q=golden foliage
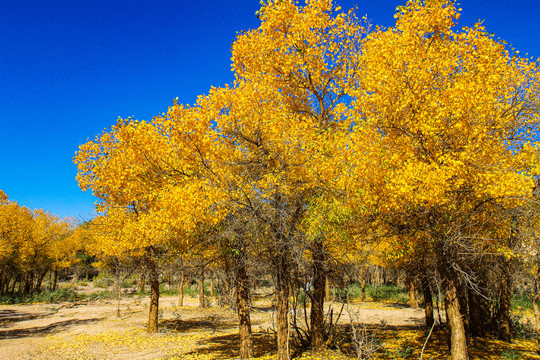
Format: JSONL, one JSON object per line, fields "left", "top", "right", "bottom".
{"left": 0, "top": 190, "right": 78, "bottom": 286}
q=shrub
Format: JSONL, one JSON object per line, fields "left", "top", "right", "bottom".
{"left": 333, "top": 283, "right": 410, "bottom": 304}
{"left": 511, "top": 289, "right": 533, "bottom": 311}
{"left": 366, "top": 284, "right": 409, "bottom": 304}
{"left": 93, "top": 272, "right": 114, "bottom": 288}
{"left": 0, "top": 289, "right": 80, "bottom": 304}
{"left": 350, "top": 324, "right": 383, "bottom": 359}
{"left": 386, "top": 343, "right": 414, "bottom": 359}
{"left": 34, "top": 288, "right": 79, "bottom": 303}
{"left": 121, "top": 277, "right": 137, "bottom": 289}
{"left": 86, "top": 290, "right": 117, "bottom": 300}
{"left": 500, "top": 349, "right": 523, "bottom": 360}
{"left": 160, "top": 286, "right": 180, "bottom": 296}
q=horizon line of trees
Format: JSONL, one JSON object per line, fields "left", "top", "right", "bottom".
{"left": 0, "top": 190, "right": 84, "bottom": 296}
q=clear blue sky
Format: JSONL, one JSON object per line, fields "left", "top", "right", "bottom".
{"left": 1, "top": 0, "right": 539, "bottom": 221}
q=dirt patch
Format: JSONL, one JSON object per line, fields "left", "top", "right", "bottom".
{"left": 0, "top": 294, "right": 418, "bottom": 359}
{"left": 0, "top": 294, "right": 537, "bottom": 359}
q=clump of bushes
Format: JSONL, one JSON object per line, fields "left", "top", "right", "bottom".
{"left": 332, "top": 283, "right": 410, "bottom": 304}
{"left": 86, "top": 289, "right": 117, "bottom": 300}
{"left": 511, "top": 289, "right": 534, "bottom": 311}
{"left": 0, "top": 288, "right": 80, "bottom": 304}
{"left": 93, "top": 272, "right": 114, "bottom": 288}
{"left": 366, "top": 284, "right": 410, "bottom": 304}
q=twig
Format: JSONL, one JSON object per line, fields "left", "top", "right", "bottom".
{"left": 52, "top": 296, "right": 97, "bottom": 311}
{"left": 419, "top": 318, "right": 437, "bottom": 360}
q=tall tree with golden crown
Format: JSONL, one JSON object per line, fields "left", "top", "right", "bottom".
{"left": 75, "top": 117, "right": 224, "bottom": 332}
{"left": 344, "top": 1, "right": 540, "bottom": 358}
{"left": 221, "top": 1, "right": 368, "bottom": 355}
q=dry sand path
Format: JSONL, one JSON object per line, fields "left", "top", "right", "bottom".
{"left": 0, "top": 293, "right": 425, "bottom": 360}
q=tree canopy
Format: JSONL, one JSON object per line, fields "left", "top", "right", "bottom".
{"left": 74, "top": 0, "right": 540, "bottom": 358}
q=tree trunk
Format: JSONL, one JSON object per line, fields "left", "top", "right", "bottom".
{"left": 224, "top": 272, "right": 230, "bottom": 294}
{"left": 445, "top": 279, "right": 468, "bottom": 360}
{"left": 422, "top": 278, "right": 434, "bottom": 329}
{"left": 325, "top": 276, "right": 330, "bottom": 301}
{"left": 178, "top": 270, "right": 185, "bottom": 307}
{"left": 236, "top": 250, "right": 253, "bottom": 359}
{"left": 3, "top": 274, "right": 9, "bottom": 293}
{"left": 51, "top": 271, "right": 58, "bottom": 291}
{"left": 223, "top": 260, "right": 232, "bottom": 305}
{"left": 468, "top": 290, "right": 485, "bottom": 337}
{"left": 5, "top": 274, "right": 11, "bottom": 293}
{"left": 147, "top": 264, "right": 160, "bottom": 333}
{"left": 310, "top": 240, "right": 326, "bottom": 350}
{"left": 210, "top": 271, "right": 214, "bottom": 297}
{"left": 533, "top": 293, "right": 540, "bottom": 354}
{"left": 276, "top": 255, "right": 290, "bottom": 360}
{"left": 116, "top": 277, "right": 122, "bottom": 318}
{"left": 458, "top": 287, "right": 469, "bottom": 334}
{"left": 139, "top": 272, "right": 146, "bottom": 293}
{"left": 498, "top": 269, "right": 512, "bottom": 342}
{"left": 408, "top": 277, "right": 418, "bottom": 309}
{"left": 375, "top": 267, "right": 382, "bottom": 287}
{"left": 35, "top": 269, "right": 48, "bottom": 293}
{"left": 4, "top": 274, "right": 10, "bottom": 293}
{"left": 23, "top": 271, "right": 34, "bottom": 295}
{"left": 11, "top": 274, "right": 20, "bottom": 294}
{"left": 2, "top": 274, "right": 8, "bottom": 293}
{"left": 198, "top": 268, "right": 206, "bottom": 308}
{"left": 0, "top": 273, "right": 7, "bottom": 293}
{"left": 361, "top": 279, "right": 367, "bottom": 302}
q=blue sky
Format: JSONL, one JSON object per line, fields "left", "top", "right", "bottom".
{"left": 1, "top": 0, "right": 539, "bottom": 221}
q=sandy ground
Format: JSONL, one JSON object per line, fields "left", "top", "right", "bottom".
{"left": 0, "top": 286, "right": 426, "bottom": 360}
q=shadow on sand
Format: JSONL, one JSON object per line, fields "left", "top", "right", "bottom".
{"left": 0, "top": 309, "right": 55, "bottom": 325}
{"left": 160, "top": 314, "right": 235, "bottom": 333}
{"left": 180, "top": 332, "right": 275, "bottom": 359}
{"left": 0, "top": 317, "right": 104, "bottom": 340}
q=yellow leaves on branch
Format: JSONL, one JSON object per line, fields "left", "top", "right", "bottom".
{"left": 346, "top": 0, "right": 540, "bottom": 214}
{"left": 74, "top": 0, "right": 540, "bottom": 264}
{"left": 75, "top": 93, "right": 230, "bottom": 259}
{"left": 0, "top": 191, "right": 78, "bottom": 275}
